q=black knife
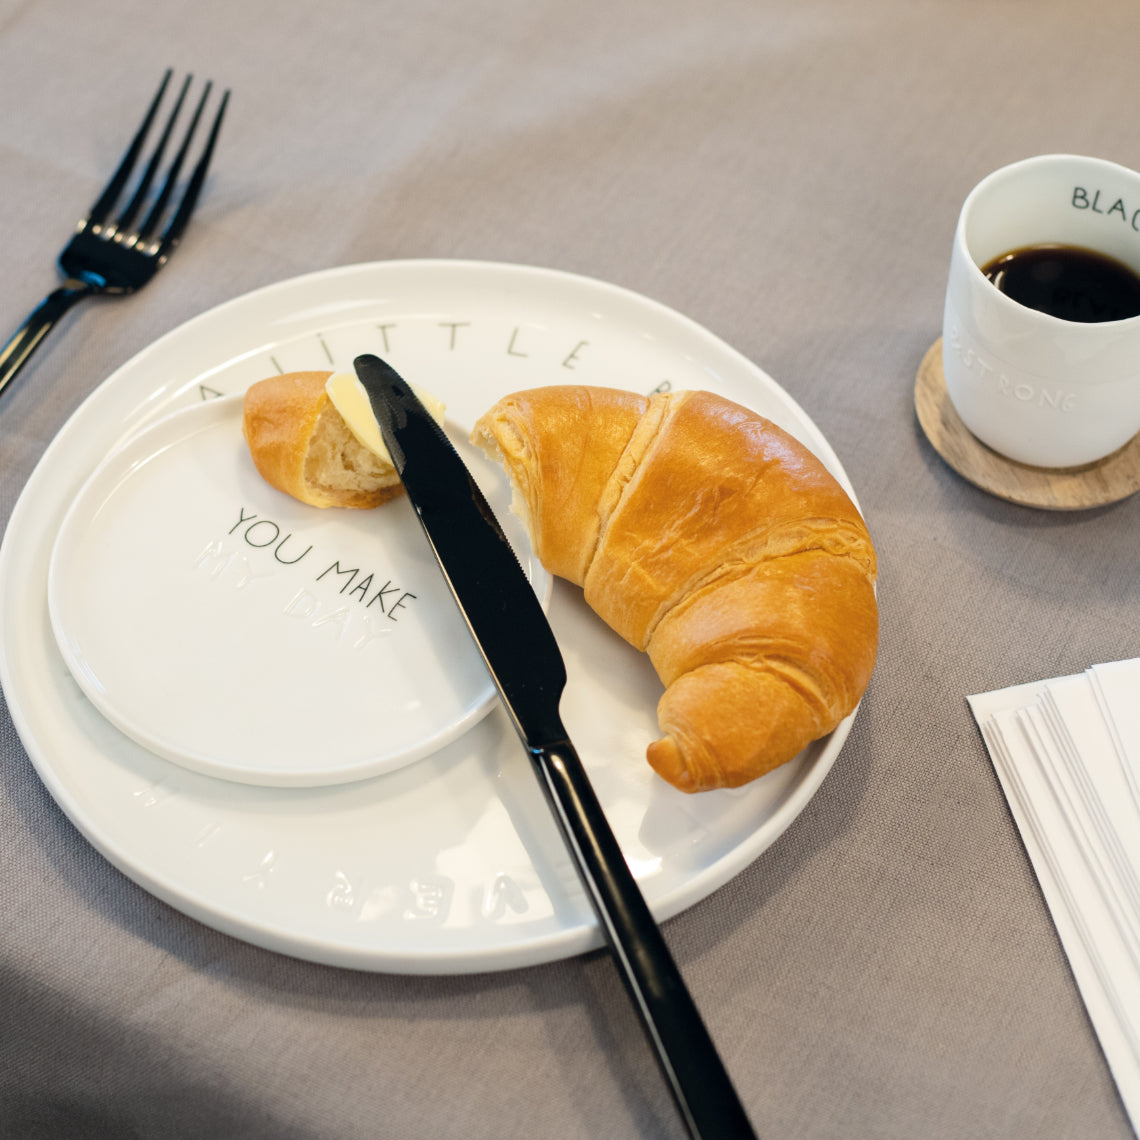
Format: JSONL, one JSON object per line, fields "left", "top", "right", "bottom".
{"left": 354, "top": 354, "right": 757, "bottom": 1140}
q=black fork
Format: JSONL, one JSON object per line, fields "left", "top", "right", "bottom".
{"left": 0, "top": 70, "right": 229, "bottom": 401}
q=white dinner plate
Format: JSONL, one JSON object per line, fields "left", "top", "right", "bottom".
{"left": 47, "top": 396, "right": 550, "bottom": 786}
{"left": 0, "top": 260, "right": 864, "bottom": 974}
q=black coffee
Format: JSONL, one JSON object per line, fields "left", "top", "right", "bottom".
{"left": 980, "top": 243, "right": 1140, "bottom": 323}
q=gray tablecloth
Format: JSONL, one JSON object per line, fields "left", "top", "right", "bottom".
{"left": 2, "top": 1, "right": 1138, "bottom": 1137}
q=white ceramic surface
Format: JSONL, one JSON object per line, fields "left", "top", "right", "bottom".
{"left": 0, "top": 259, "right": 864, "bottom": 974}
{"left": 47, "top": 396, "right": 550, "bottom": 786}
{"left": 942, "top": 154, "right": 1140, "bottom": 468}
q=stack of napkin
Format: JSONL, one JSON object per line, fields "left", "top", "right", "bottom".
{"left": 969, "top": 658, "right": 1140, "bottom": 1131}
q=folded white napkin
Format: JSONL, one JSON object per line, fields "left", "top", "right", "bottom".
{"left": 969, "top": 659, "right": 1140, "bottom": 1134}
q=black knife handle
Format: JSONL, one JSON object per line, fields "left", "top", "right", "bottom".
{"left": 532, "top": 739, "right": 758, "bottom": 1140}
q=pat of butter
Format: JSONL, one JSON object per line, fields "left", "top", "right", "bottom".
{"left": 325, "top": 372, "right": 447, "bottom": 463}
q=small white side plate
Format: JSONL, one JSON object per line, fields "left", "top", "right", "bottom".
{"left": 48, "top": 396, "right": 550, "bottom": 786}
{"left": 49, "top": 399, "right": 551, "bottom": 784}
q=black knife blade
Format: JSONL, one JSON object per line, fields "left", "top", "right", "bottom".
{"left": 354, "top": 354, "right": 758, "bottom": 1140}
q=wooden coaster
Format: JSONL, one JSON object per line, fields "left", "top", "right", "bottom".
{"left": 914, "top": 339, "right": 1140, "bottom": 510}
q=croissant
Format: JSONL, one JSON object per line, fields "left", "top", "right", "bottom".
{"left": 471, "top": 385, "right": 878, "bottom": 792}
{"left": 241, "top": 371, "right": 403, "bottom": 508}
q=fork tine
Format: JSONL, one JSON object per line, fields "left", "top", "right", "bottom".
{"left": 135, "top": 79, "right": 213, "bottom": 245}
{"left": 155, "top": 86, "right": 230, "bottom": 257}
{"left": 113, "top": 74, "right": 191, "bottom": 235}
{"left": 84, "top": 69, "right": 173, "bottom": 233}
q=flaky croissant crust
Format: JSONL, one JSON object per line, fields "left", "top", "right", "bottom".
{"left": 471, "top": 385, "right": 878, "bottom": 792}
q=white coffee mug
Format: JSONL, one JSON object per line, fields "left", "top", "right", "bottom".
{"left": 942, "top": 153, "right": 1140, "bottom": 468}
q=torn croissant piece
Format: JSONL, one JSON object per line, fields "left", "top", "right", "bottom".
{"left": 242, "top": 370, "right": 446, "bottom": 509}
{"left": 241, "top": 370, "right": 403, "bottom": 508}
{"left": 471, "top": 385, "right": 879, "bottom": 792}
